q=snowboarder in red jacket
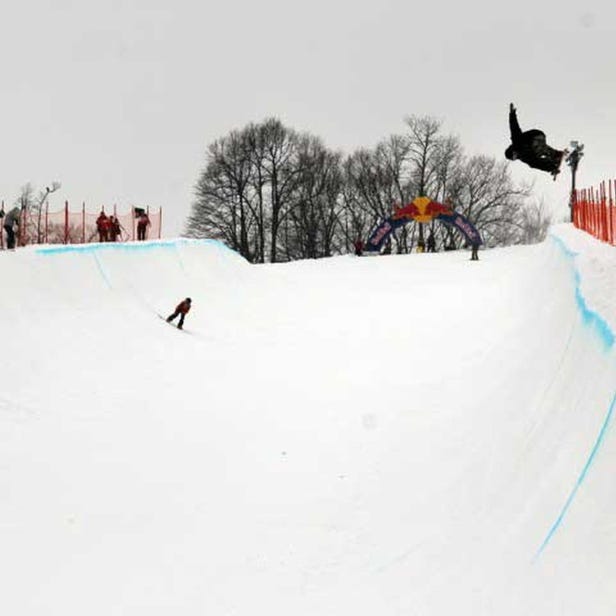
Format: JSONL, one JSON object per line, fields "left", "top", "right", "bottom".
{"left": 166, "top": 298, "right": 191, "bottom": 329}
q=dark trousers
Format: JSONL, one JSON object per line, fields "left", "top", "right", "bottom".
{"left": 167, "top": 311, "right": 186, "bottom": 328}
{"left": 4, "top": 224, "right": 16, "bottom": 249}
{"left": 137, "top": 224, "right": 147, "bottom": 241}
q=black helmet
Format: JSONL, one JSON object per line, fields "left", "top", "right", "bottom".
{"left": 186, "top": 297, "right": 192, "bottom": 303}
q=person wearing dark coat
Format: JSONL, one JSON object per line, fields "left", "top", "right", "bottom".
{"left": 96, "top": 211, "right": 110, "bottom": 242}
{"left": 108, "top": 215, "right": 118, "bottom": 241}
{"left": 504, "top": 103, "right": 566, "bottom": 179}
{"left": 166, "top": 298, "right": 192, "bottom": 329}
{"left": 470, "top": 240, "right": 480, "bottom": 261}
{"left": 3, "top": 206, "right": 21, "bottom": 250}
{"left": 426, "top": 232, "right": 436, "bottom": 253}
{"left": 136, "top": 211, "right": 150, "bottom": 241}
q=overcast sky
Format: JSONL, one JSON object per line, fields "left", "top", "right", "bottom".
{"left": 1, "top": 0, "right": 614, "bottom": 236}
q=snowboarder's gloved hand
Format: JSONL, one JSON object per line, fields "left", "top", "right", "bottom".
{"left": 509, "top": 103, "right": 516, "bottom": 113}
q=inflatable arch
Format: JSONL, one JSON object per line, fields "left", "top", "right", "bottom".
{"left": 365, "top": 196, "right": 482, "bottom": 252}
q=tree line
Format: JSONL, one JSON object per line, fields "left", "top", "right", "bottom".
{"left": 185, "top": 116, "right": 551, "bottom": 263}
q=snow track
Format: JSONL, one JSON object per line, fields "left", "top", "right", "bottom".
{"left": 1, "top": 227, "right": 615, "bottom": 614}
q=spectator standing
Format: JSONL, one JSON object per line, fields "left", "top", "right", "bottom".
{"left": 108, "top": 215, "right": 122, "bottom": 242}
{"left": 96, "top": 211, "right": 110, "bottom": 242}
{"left": 3, "top": 206, "right": 21, "bottom": 250}
{"left": 354, "top": 239, "right": 364, "bottom": 256}
{"left": 137, "top": 210, "right": 150, "bottom": 241}
{"left": 427, "top": 232, "right": 436, "bottom": 253}
{"left": 470, "top": 240, "right": 480, "bottom": 261}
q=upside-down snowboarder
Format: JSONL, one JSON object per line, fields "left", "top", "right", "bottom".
{"left": 504, "top": 103, "right": 566, "bottom": 180}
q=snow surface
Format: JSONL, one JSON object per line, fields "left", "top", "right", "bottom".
{"left": 1, "top": 224, "right": 616, "bottom": 615}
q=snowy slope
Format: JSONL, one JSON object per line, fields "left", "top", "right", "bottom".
{"left": 1, "top": 225, "right": 615, "bottom": 615}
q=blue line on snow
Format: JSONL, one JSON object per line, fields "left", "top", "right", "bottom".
{"left": 35, "top": 238, "right": 233, "bottom": 256}
{"left": 549, "top": 233, "right": 614, "bottom": 349}
{"left": 92, "top": 252, "right": 112, "bottom": 289}
{"left": 535, "top": 393, "right": 616, "bottom": 558}
{"left": 535, "top": 234, "right": 616, "bottom": 558}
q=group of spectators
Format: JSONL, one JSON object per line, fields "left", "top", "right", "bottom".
{"left": 95, "top": 212, "right": 123, "bottom": 242}
{"left": 95, "top": 209, "right": 151, "bottom": 243}
{"left": 1, "top": 205, "right": 153, "bottom": 249}
{"left": 354, "top": 231, "right": 479, "bottom": 259}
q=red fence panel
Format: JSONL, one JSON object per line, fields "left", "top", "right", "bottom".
{"left": 573, "top": 180, "right": 616, "bottom": 246}
{"left": 1, "top": 202, "right": 163, "bottom": 248}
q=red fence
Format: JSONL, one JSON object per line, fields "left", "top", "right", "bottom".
{"left": 1, "top": 202, "right": 162, "bottom": 249}
{"left": 573, "top": 181, "right": 616, "bottom": 246}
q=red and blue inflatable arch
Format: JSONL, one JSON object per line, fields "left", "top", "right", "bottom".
{"left": 365, "top": 196, "right": 482, "bottom": 252}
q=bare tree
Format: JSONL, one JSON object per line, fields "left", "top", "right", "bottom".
{"left": 515, "top": 199, "right": 552, "bottom": 245}
{"left": 15, "top": 181, "right": 61, "bottom": 244}
{"left": 447, "top": 156, "right": 531, "bottom": 246}
{"left": 187, "top": 114, "right": 534, "bottom": 261}
{"left": 285, "top": 135, "right": 344, "bottom": 259}
{"left": 342, "top": 148, "right": 396, "bottom": 239}
{"left": 404, "top": 115, "right": 443, "bottom": 197}
{"left": 35, "top": 182, "right": 61, "bottom": 243}
{"left": 256, "top": 118, "right": 303, "bottom": 262}
{"left": 188, "top": 119, "right": 314, "bottom": 263}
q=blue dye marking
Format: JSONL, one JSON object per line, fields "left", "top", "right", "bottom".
{"left": 36, "top": 237, "right": 237, "bottom": 289}
{"left": 173, "top": 243, "right": 187, "bottom": 273}
{"left": 35, "top": 238, "right": 233, "bottom": 256}
{"left": 535, "top": 234, "right": 616, "bottom": 558}
{"left": 550, "top": 233, "right": 614, "bottom": 349}
{"left": 535, "top": 393, "right": 616, "bottom": 559}
{"left": 92, "top": 252, "right": 112, "bottom": 289}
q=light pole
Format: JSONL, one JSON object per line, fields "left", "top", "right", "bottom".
{"left": 566, "top": 141, "right": 584, "bottom": 222}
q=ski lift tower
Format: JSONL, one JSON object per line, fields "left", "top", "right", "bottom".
{"left": 566, "top": 141, "right": 584, "bottom": 222}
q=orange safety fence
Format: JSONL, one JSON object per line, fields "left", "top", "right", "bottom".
{"left": 573, "top": 181, "right": 616, "bottom": 246}
{"left": 1, "top": 202, "right": 162, "bottom": 249}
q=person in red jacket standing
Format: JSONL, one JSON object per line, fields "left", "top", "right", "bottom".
{"left": 96, "top": 210, "right": 110, "bottom": 242}
{"left": 166, "top": 298, "right": 192, "bottom": 329}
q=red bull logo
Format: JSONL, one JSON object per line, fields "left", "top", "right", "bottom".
{"left": 392, "top": 196, "right": 453, "bottom": 223}
{"left": 366, "top": 196, "right": 481, "bottom": 252}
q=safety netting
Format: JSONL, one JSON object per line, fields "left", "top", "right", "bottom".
{"left": 1, "top": 204, "right": 162, "bottom": 248}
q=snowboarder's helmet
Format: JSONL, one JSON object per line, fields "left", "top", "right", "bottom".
{"left": 186, "top": 297, "right": 192, "bottom": 303}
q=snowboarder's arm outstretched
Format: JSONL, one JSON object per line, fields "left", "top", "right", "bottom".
{"left": 509, "top": 103, "right": 522, "bottom": 142}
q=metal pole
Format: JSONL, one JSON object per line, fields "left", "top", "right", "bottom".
{"left": 567, "top": 142, "right": 584, "bottom": 222}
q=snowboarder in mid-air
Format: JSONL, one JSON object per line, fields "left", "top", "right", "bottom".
{"left": 504, "top": 103, "right": 566, "bottom": 180}
{"left": 166, "top": 297, "right": 191, "bottom": 330}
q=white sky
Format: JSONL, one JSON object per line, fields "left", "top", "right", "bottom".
{"left": 1, "top": 225, "right": 616, "bottom": 613}
{"left": 1, "top": 1, "right": 615, "bottom": 234}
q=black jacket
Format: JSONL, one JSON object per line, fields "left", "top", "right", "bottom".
{"left": 505, "top": 107, "right": 563, "bottom": 173}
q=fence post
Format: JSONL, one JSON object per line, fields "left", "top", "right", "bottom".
{"left": 19, "top": 207, "right": 26, "bottom": 246}
{"left": 611, "top": 180, "right": 615, "bottom": 245}
{"left": 64, "top": 201, "right": 69, "bottom": 244}
{"left": 159, "top": 206, "right": 162, "bottom": 239}
{"left": 603, "top": 182, "right": 609, "bottom": 243}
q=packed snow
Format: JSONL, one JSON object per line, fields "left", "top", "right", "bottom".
{"left": 1, "top": 224, "right": 615, "bottom": 614}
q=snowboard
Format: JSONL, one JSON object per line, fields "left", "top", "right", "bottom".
{"left": 157, "top": 313, "right": 190, "bottom": 333}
